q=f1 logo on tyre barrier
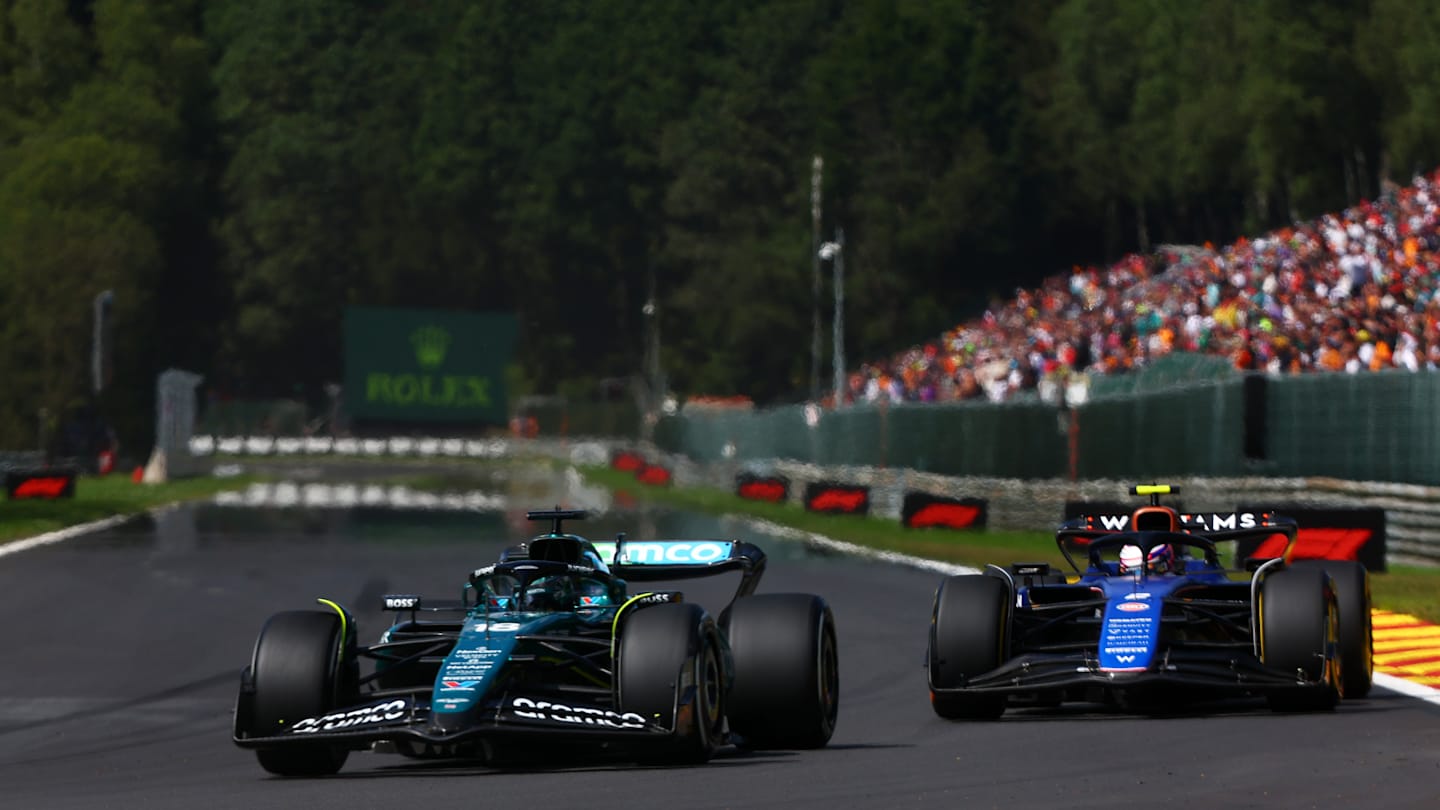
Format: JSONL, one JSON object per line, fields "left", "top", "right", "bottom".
{"left": 901, "top": 492, "right": 987, "bottom": 530}
{"left": 1236, "top": 505, "right": 1387, "bottom": 572}
{"left": 736, "top": 473, "right": 789, "bottom": 504}
{"left": 4, "top": 468, "right": 78, "bottom": 499}
{"left": 636, "top": 464, "right": 672, "bottom": 486}
{"left": 610, "top": 450, "right": 646, "bottom": 472}
{"left": 803, "top": 482, "right": 870, "bottom": 515}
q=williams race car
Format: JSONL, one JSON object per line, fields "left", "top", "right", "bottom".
{"left": 233, "top": 509, "right": 838, "bottom": 775}
{"left": 927, "top": 485, "right": 1373, "bottom": 718}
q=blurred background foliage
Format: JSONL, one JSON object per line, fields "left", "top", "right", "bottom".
{"left": 2, "top": 0, "right": 1437, "bottom": 448}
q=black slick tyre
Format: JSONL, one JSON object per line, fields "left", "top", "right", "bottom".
{"left": 1291, "top": 560, "right": 1373, "bottom": 698}
{"left": 618, "top": 602, "right": 723, "bottom": 765}
{"left": 927, "top": 575, "right": 1008, "bottom": 720}
{"left": 248, "top": 610, "right": 353, "bottom": 776}
{"left": 725, "top": 593, "right": 839, "bottom": 749}
{"left": 1259, "top": 566, "right": 1341, "bottom": 712}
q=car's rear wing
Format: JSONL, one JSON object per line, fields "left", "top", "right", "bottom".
{"left": 1057, "top": 511, "right": 1299, "bottom": 570}
{"left": 594, "top": 537, "right": 768, "bottom": 601}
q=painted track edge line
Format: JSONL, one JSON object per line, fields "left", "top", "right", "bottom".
{"left": 1373, "top": 672, "right": 1440, "bottom": 704}
{"left": 729, "top": 515, "right": 1440, "bottom": 702}
{"left": 727, "top": 515, "right": 982, "bottom": 576}
{"left": 0, "top": 514, "right": 134, "bottom": 559}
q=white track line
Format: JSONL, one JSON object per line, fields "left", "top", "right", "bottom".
{"left": 729, "top": 515, "right": 981, "bottom": 575}
{"left": 1373, "top": 673, "right": 1440, "bottom": 704}
{"left": 732, "top": 514, "right": 1440, "bottom": 703}
{"left": 0, "top": 514, "right": 133, "bottom": 559}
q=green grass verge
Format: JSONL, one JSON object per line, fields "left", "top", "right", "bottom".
{"left": 579, "top": 464, "right": 1440, "bottom": 624}
{"left": 0, "top": 473, "right": 262, "bottom": 545}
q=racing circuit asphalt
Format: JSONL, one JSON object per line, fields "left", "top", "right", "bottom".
{"left": 2, "top": 467, "right": 1438, "bottom": 810}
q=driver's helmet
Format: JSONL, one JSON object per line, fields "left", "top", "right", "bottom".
{"left": 480, "top": 575, "right": 519, "bottom": 610}
{"left": 522, "top": 576, "right": 575, "bottom": 612}
{"left": 1119, "top": 543, "right": 1174, "bottom": 575}
{"left": 575, "top": 577, "right": 612, "bottom": 608}
{"left": 1118, "top": 544, "right": 1144, "bottom": 574}
{"left": 1146, "top": 543, "right": 1176, "bottom": 575}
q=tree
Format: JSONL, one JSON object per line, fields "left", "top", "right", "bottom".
{"left": 0, "top": 0, "right": 208, "bottom": 449}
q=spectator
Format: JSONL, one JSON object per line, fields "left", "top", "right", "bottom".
{"left": 842, "top": 168, "right": 1440, "bottom": 405}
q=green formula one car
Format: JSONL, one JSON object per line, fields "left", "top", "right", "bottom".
{"left": 233, "top": 509, "right": 839, "bottom": 775}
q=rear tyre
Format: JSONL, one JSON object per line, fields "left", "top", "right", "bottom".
{"left": 249, "top": 610, "right": 354, "bottom": 776}
{"left": 618, "top": 603, "right": 723, "bottom": 765}
{"left": 1259, "top": 566, "right": 1341, "bottom": 712}
{"left": 1291, "top": 560, "right": 1373, "bottom": 698}
{"left": 725, "top": 594, "right": 839, "bottom": 749}
{"left": 927, "top": 575, "right": 1009, "bottom": 720}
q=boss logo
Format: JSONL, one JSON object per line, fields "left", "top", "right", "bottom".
{"left": 384, "top": 595, "right": 420, "bottom": 610}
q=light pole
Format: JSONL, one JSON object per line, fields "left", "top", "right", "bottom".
{"left": 810, "top": 155, "right": 823, "bottom": 402}
{"left": 820, "top": 228, "right": 845, "bottom": 408}
{"left": 643, "top": 262, "right": 662, "bottom": 435}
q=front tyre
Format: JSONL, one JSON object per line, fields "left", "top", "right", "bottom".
{"left": 928, "top": 575, "right": 1009, "bottom": 720}
{"left": 724, "top": 593, "right": 839, "bottom": 750}
{"left": 1291, "top": 560, "right": 1373, "bottom": 698}
{"left": 247, "top": 610, "right": 354, "bottom": 776}
{"left": 1260, "top": 566, "right": 1341, "bottom": 712}
{"left": 617, "top": 602, "right": 724, "bottom": 765}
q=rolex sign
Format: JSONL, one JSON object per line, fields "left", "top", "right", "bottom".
{"left": 344, "top": 307, "right": 517, "bottom": 424}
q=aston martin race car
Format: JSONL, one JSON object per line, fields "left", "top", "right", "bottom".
{"left": 233, "top": 510, "right": 838, "bottom": 776}
{"left": 927, "top": 485, "right": 1373, "bottom": 718}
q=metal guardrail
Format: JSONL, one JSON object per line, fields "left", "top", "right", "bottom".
{"left": 187, "top": 434, "right": 1440, "bottom": 567}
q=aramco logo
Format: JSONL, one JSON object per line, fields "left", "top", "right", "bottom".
{"left": 411, "top": 326, "right": 450, "bottom": 369}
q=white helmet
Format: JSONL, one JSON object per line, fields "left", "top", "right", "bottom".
{"left": 1119, "top": 544, "right": 1144, "bottom": 574}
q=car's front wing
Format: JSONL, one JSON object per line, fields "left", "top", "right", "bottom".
{"left": 929, "top": 647, "right": 1329, "bottom": 697}
{"left": 233, "top": 693, "right": 681, "bottom": 749}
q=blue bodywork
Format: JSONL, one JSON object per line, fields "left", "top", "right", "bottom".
{"left": 927, "top": 491, "right": 1342, "bottom": 708}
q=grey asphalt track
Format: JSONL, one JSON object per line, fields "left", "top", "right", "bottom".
{"left": 2, "top": 499, "right": 1438, "bottom": 810}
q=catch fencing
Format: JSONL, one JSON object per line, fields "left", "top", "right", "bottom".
{"left": 654, "top": 367, "right": 1440, "bottom": 486}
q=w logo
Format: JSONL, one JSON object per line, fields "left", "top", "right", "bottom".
{"left": 1115, "top": 655, "right": 1136, "bottom": 664}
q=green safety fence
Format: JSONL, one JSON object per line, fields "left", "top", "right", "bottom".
{"left": 1266, "top": 371, "right": 1440, "bottom": 483}
{"left": 655, "top": 368, "right": 1440, "bottom": 486}
{"left": 655, "top": 400, "right": 1067, "bottom": 478}
{"left": 1073, "top": 380, "right": 1246, "bottom": 479}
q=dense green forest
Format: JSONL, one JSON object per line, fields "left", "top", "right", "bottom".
{"left": 2, "top": 0, "right": 1439, "bottom": 449}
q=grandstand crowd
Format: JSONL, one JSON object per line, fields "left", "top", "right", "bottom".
{"left": 848, "top": 169, "right": 1440, "bottom": 405}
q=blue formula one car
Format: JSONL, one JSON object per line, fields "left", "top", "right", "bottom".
{"left": 926, "top": 486, "right": 1373, "bottom": 719}
{"left": 233, "top": 510, "right": 838, "bottom": 776}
